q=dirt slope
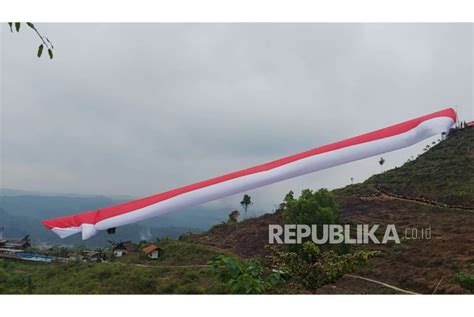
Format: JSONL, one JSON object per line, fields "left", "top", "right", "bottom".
{"left": 321, "top": 198, "right": 474, "bottom": 294}
{"left": 192, "top": 212, "right": 282, "bottom": 258}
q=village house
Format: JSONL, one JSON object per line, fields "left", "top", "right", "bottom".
{"left": 0, "top": 237, "right": 30, "bottom": 250}
{"left": 0, "top": 235, "right": 55, "bottom": 263}
{"left": 0, "top": 241, "right": 24, "bottom": 257}
{"left": 113, "top": 241, "right": 137, "bottom": 257}
{"left": 0, "top": 235, "right": 30, "bottom": 257}
{"left": 142, "top": 244, "right": 162, "bottom": 260}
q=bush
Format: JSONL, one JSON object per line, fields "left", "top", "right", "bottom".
{"left": 267, "top": 241, "right": 378, "bottom": 291}
{"left": 0, "top": 260, "right": 34, "bottom": 294}
{"left": 227, "top": 210, "right": 240, "bottom": 223}
{"left": 455, "top": 270, "right": 474, "bottom": 293}
{"left": 208, "top": 255, "right": 281, "bottom": 294}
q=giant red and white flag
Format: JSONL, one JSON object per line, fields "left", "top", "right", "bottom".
{"left": 43, "top": 108, "right": 457, "bottom": 240}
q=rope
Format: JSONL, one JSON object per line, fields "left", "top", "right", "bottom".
{"left": 345, "top": 274, "right": 419, "bottom": 294}
{"left": 432, "top": 277, "right": 443, "bottom": 294}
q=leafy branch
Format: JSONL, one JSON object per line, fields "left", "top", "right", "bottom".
{"left": 208, "top": 255, "right": 282, "bottom": 294}
{"left": 7, "top": 22, "right": 54, "bottom": 59}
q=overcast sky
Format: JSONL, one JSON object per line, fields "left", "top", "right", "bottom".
{"left": 1, "top": 23, "right": 473, "bottom": 210}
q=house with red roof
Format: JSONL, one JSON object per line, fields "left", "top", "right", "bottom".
{"left": 142, "top": 244, "right": 162, "bottom": 260}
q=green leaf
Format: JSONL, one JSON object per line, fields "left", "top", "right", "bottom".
{"left": 26, "top": 22, "right": 35, "bottom": 29}
{"left": 48, "top": 48, "right": 53, "bottom": 59}
{"left": 8, "top": 22, "right": 13, "bottom": 32}
{"left": 37, "top": 44, "right": 44, "bottom": 58}
{"left": 15, "top": 22, "right": 20, "bottom": 32}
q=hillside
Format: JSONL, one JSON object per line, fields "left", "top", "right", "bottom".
{"left": 192, "top": 212, "right": 283, "bottom": 258}
{"left": 335, "top": 126, "right": 474, "bottom": 206}
{"left": 193, "top": 127, "right": 474, "bottom": 294}
{"left": 0, "top": 239, "right": 233, "bottom": 294}
{"left": 1, "top": 127, "right": 472, "bottom": 294}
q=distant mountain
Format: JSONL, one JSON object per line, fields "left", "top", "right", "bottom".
{"left": 0, "top": 190, "right": 237, "bottom": 247}
{"left": 0, "top": 206, "right": 201, "bottom": 247}
{"left": 0, "top": 195, "right": 123, "bottom": 220}
{"left": 0, "top": 188, "right": 134, "bottom": 200}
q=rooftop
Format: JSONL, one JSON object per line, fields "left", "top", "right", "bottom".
{"left": 142, "top": 244, "right": 160, "bottom": 254}
{"left": 114, "top": 241, "right": 137, "bottom": 252}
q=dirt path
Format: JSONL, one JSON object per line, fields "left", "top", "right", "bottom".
{"left": 110, "top": 261, "right": 210, "bottom": 269}
{"left": 133, "top": 263, "right": 209, "bottom": 269}
{"left": 358, "top": 187, "right": 474, "bottom": 212}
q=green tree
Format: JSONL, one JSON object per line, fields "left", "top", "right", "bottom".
{"left": 282, "top": 188, "right": 339, "bottom": 231}
{"left": 273, "top": 189, "right": 377, "bottom": 290}
{"left": 281, "top": 188, "right": 339, "bottom": 253}
{"left": 240, "top": 194, "right": 252, "bottom": 218}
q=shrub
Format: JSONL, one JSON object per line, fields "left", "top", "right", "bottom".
{"left": 208, "top": 255, "right": 281, "bottom": 294}
{"left": 267, "top": 242, "right": 378, "bottom": 291}
{"left": 455, "top": 270, "right": 474, "bottom": 293}
{"left": 228, "top": 210, "right": 240, "bottom": 223}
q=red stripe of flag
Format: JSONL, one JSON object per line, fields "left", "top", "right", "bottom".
{"left": 42, "top": 108, "right": 455, "bottom": 229}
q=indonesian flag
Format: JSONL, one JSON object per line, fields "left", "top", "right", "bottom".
{"left": 43, "top": 108, "right": 457, "bottom": 240}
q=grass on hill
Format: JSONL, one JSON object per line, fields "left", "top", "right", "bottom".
{"left": 0, "top": 239, "right": 236, "bottom": 294}
{"left": 115, "top": 238, "right": 236, "bottom": 266}
{"left": 335, "top": 127, "right": 474, "bottom": 206}
{"left": 0, "top": 259, "right": 228, "bottom": 294}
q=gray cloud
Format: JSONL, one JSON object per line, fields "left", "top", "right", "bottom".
{"left": 1, "top": 23, "right": 472, "bottom": 210}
